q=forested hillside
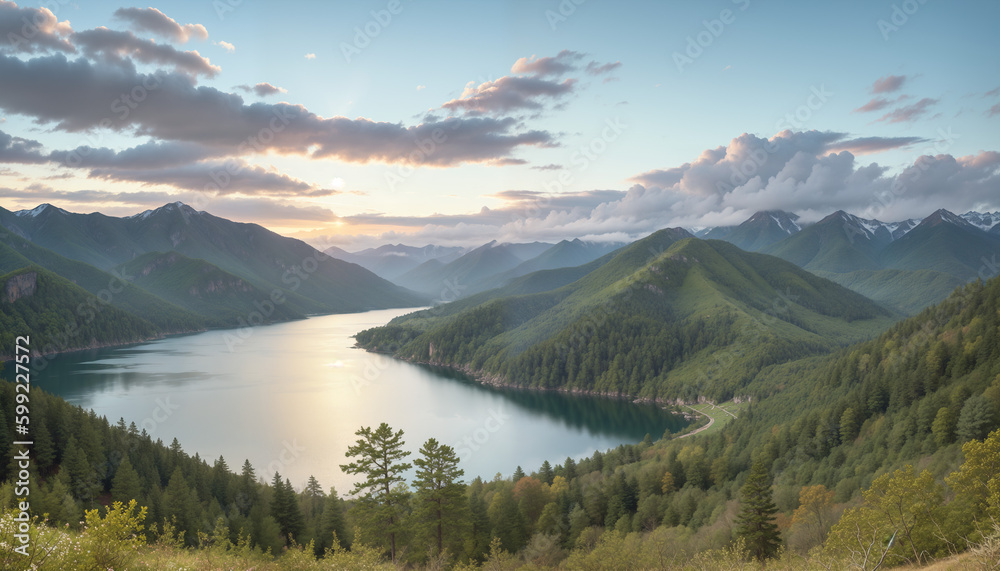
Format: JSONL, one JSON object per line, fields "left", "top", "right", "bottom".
{"left": 357, "top": 233, "right": 894, "bottom": 401}
{"left": 0, "top": 267, "right": 161, "bottom": 359}
{"left": 2, "top": 245, "right": 999, "bottom": 570}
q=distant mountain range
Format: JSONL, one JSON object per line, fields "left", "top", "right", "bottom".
{"left": 695, "top": 208, "right": 1000, "bottom": 314}
{"left": 0, "top": 202, "right": 427, "bottom": 357}
{"left": 5, "top": 199, "right": 998, "bottom": 359}
{"left": 327, "top": 238, "right": 624, "bottom": 298}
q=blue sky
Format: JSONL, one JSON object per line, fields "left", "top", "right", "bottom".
{"left": 0, "top": 0, "right": 998, "bottom": 249}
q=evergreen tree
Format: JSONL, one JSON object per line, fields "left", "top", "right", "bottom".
{"left": 111, "top": 457, "right": 143, "bottom": 505}
{"left": 512, "top": 466, "right": 526, "bottom": 481}
{"left": 956, "top": 395, "right": 995, "bottom": 442}
{"left": 317, "top": 486, "right": 350, "bottom": 554}
{"left": 211, "top": 456, "right": 231, "bottom": 506}
{"left": 538, "top": 460, "right": 554, "bottom": 485}
{"left": 340, "top": 423, "right": 412, "bottom": 562}
{"left": 735, "top": 460, "right": 781, "bottom": 561}
{"left": 62, "top": 435, "right": 100, "bottom": 505}
{"left": 162, "top": 466, "right": 198, "bottom": 544}
{"left": 412, "top": 438, "right": 467, "bottom": 558}
{"left": 269, "top": 472, "right": 305, "bottom": 543}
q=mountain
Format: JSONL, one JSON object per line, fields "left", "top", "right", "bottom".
{"left": 393, "top": 240, "right": 553, "bottom": 297}
{"left": 112, "top": 251, "right": 303, "bottom": 327}
{"left": 324, "top": 243, "right": 466, "bottom": 280}
{"left": 961, "top": 210, "right": 1000, "bottom": 232}
{"left": 0, "top": 202, "right": 427, "bottom": 314}
{"left": 0, "top": 266, "right": 160, "bottom": 358}
{"left": 0, "top": 228, "right": 203, "bottom": 332}
{"left": 701, "top": 210, "right": 801, "bottom": 251}
{"left": 761, "top": 209, "right": 1000, "bottom": 314}
{"left": 762, "top": 211, "right": 885, "bottom": 273}
{"left": 357, "top": 231, "right": 894, "bottom": 401}
{"left": 485, "top": 239, "right": 623, "bottom": 287}
{"left": 880, "top": 209, "right": 1000, "bottom": 279}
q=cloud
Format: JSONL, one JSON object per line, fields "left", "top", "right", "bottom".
{"left": 0, "top": 129, "right": 47, "bottom": 163}
{"left": 510, "top": 49, "right": 584, "bottom": 77}
{"left": 74, "top": 27, "right": 220, "bottom": 78}
{"left": 875, "top": 97, "right": 938, "bottom": 124}
{"left": 0, "top": 53, "right": 554, "bottom": 166}
{"left": 586, "top": 60, "right": 621, "bottom": 75}
{"left": 0, "top": 1, "right": 75, "bottom": 54}
{"left": 113, "top": 7, "right": 208, "bottom": 44}
{"left": 48, "top": 140, "right": 224, "bottom": 170}
{"left": 854, "top": 97, "right": 892, "bottom": 113}
{"left": 236, "top": 82, "right": 287, "bottom": 97}
{"left": 988, "top": 103, "right": 1000, "bottom": 117}
{"left": 318, "top": 130, "right": 995, "bottom": 248}
{"left": 871, "top": 74, "right": 907, "bottom": 94}
{"left": 304, "top": 53, "right": 316, "bottom": 60}
{"left": 530, "top": 163, "right": 563, "bottom": 171}
{"left": 824, "top": 135, "right": 929, "bottom": 155}
{"left": 416, "top": 85, "right": 425, "bottom": 91}
{"left": 215, "top": 40, "right": 235, "bottom": 53}
{"left": 442, "top": 76, "right": 577, "bottom": 115}
{"left": 87, "top": 160, "right": 333, "bottom": 196}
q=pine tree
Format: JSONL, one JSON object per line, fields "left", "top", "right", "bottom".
{"left": 318, "top": 487, "right": 350, "bottom": 554}
{"left": 211, "top": 456, "right": 231, "bottom": 506}
{"left": 62, "top": 435, "right": 100, "bottom": 505}
{"left": 269, "top": 472, "right": 305, "bottom": 543}
{"left": 111, "top": 457, "right": 143, "bottom": 505}
{"left": 412, "top": 438, "right": 467, "bottom": 558}
{"left": 163, "top": 466, "right": 198, "bottom": 544}
{"left": 340, "top": 423, "right": 412, "bottom": 562}
{"left": 735, "top": 460, "right": 781, "bottom": 561}
{"left": 538, "top": 460, "right": 554, "bottom": 485}
{"left": 235, "top": 459, "right": 258, "bottom": 515}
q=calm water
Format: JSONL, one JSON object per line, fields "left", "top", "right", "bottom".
{"left": 32, "top": 308, "right": 687, "bottom": 492}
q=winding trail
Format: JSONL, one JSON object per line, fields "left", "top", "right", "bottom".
{"left": 677, "top": 406, "right": 714, "bottom": 439}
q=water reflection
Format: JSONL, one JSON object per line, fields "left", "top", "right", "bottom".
{"left": 26, "top": 308, "right": 688, "bottom": 490}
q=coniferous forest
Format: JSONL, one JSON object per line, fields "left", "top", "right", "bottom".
{"left": 2, "top": 274, "right": 1000, "bottom": 569}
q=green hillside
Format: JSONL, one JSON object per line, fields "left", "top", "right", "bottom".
{"left": 0, "top": 266, "right": 159, "bottom": 359}
{"left": 0, "top": 230, "right": 203, "bottom": 333}
{"left": 814, "top": 268, "right": 965, "bottom": 315}
{"left": 0, "top": 203, "right": 428, "bottom": 315}
{"left": 357, "top": 233, "right": 894, "bottom": 401}
{"left": 113, "top": 251, "right": 303, "bottom": 327}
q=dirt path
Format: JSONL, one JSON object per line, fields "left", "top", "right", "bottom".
{"left": 677, "top": 406, "right": 714, "bottom": 439}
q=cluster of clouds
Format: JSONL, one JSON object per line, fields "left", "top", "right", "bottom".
{"left": 0, "top": 3, "right": 621, "bottom": 218}
{"left": 319, "top": 128, "right": 999, "bottom": 249}
{"left": 442, "top": 50, "right": 620, "bottom": 116}
{"left": 1, "top": 3, "right": 998, "bottom": 244}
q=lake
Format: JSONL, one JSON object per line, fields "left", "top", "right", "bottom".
{"left": 33, "top": 308, "right": 688, "bottom": 493}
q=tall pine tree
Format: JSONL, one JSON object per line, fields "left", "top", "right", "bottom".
{"left": 412, "top": 438, "right": 467, "bottom": 559}
{"left": 340, "top": 423, "right": 412, "bottom": 562}
{"left": 735, "top": 459, "right": 781, "bottom": 561}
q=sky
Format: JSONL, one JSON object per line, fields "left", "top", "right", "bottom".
{"left": 0, "top": 0, "right": 998, "bottom": 250}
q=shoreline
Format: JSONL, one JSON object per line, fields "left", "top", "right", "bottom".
{"left": 358, "top": 347, "right": 709, "bottom": 434}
